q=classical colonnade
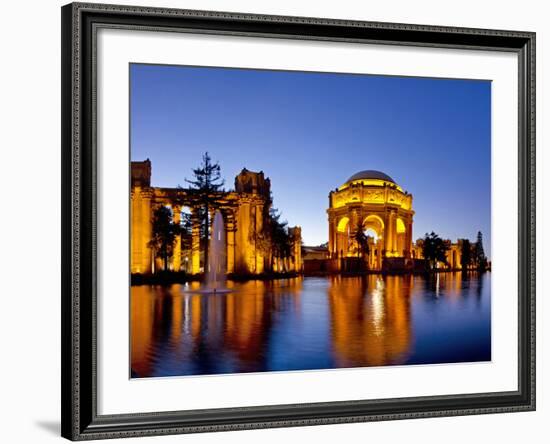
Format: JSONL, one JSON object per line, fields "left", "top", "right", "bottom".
{"left": 130, "top": 160, "right": 302, "bottom": 275}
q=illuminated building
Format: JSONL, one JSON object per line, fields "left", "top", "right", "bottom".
{"left": 130, "top": 159, "right": 302, "bottom": 275}
{"left": 412, "top": 239, "right": 469, "bottom": 270}
{"left": 327, "top": 170, "right": 414, "bottom": 271}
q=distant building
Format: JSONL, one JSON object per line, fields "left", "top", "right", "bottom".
{"left": 302, "top": 245, "right": 330, "bottom": 273}
{"left": 412, "top": 239, "right": 473, "bottom": 270}
{"left": 303, "top": 246, "right": 330, "bottom": 261}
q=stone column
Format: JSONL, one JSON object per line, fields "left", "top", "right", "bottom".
{"left": 295, "top": 227, "right": 302, "bottom": 272}
{"left": 233, "top": 200, "right": 249, "bottom": 274}
{"left": 191, "top": 209, "right": 201, "bottom": 274}
{"left": 350, "top": 209, "right": 359, "bottom": 250}
{"left": 406, "top": 220, "right": 413, "bottom": 258}
{"left": 328, "top": 215, "right": 334, "bottom": 258}
{"left": 391, "top": 211, "right": 399, "bottom": 254}
{"left": 384, "top": 211, "right": 392, "bottom": 256}
{"left": 392, "top": 211, "right": 398, "bottom": 253}
{"left": 333, "top": 218, "right": 339, "bottom": 258}
{"left": 226, "top": 211, "right": 236, "bottom": 274}
{"left": 255, "top": 204, "right": 264, "bottom": 274}
{"left": 131, "top": 188, "right": 153, "bottom": 274}
{"left": 172, "top": 205, "right": 181, "bottom": 272}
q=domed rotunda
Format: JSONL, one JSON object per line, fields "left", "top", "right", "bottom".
{"left": 327, "top": 170, "right": 414, "bottom": 270}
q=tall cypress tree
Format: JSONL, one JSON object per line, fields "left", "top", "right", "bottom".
{"left": 185, "top": 152, "right": 224, "bottom": 273}
{"left": 474, "top": 231, "right": 488, "bottom": 271}
{"left": 460, "top": 238, "right": 472, "bottom": 270}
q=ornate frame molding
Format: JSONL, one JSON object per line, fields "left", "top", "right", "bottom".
{"left": 61, "top": 2, "right": 535, "bottom": 440}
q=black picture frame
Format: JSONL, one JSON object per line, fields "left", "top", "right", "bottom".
{"left": 61, "top": 2, "right": 536, "bottom": 440}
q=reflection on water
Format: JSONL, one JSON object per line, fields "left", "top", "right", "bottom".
{"left": 131, "top": 273, "right": 491, "bottom": 378}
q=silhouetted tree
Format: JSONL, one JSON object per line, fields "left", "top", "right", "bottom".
{"left": 473, "top": 231, "right": 488, "bottom": 271}
{"left": 148, "top": 206, "right": 179, "bottom": 272}
{"left": 421, "top": 231, "right": 449, "bottom": 271}
{"left": 460, "top": 238, "right": 472, "bottom": 270}
{"left": 185, "top": 152, "right": 224, "bottom": 273}
{"left": 268, "top": 207, "right": 292, "bottom": 272}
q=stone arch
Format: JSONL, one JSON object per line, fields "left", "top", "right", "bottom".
{"left": 148, "top": 204, "right": 176, "bottom": 273}
{"left": 176, "top": 206, "right": 193, "bottom": 273}
{"left": 337, "top": 216, "right": 350, "bottom": 233}
{"left": 362, "top": 214, "right": 385, "bottom": 269}
{"left": 335, "top": 216, "right": 351, "bottom": 257}
{"left": 362, "top": 214, "right": 385, "bottom": 238}
{"left": 396, "top": 217, "right": 406, "bottom": 233}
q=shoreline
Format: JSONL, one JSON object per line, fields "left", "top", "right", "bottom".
{"left": 131, "top": 269, "right": 490, "bottom": 286}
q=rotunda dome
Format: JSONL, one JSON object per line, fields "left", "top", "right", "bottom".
{"left": 344, "top": 170, "right": 396, "bottom": 185}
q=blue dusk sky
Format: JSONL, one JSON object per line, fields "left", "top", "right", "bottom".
{"left": 130, "top": 64, "right": 491, "bottom": 257}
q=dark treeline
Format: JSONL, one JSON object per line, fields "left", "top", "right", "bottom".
{"left": 419, "top": 230, "right": 489, "bottom": 272}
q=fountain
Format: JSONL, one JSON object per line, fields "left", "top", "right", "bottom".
{"left": 183, "top": 210, "right": 232, "bottom": 295}
{"left": 204, "top": 210, "right": 230, "bottom": 293}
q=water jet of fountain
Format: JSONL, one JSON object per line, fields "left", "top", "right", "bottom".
{"left": 205, "top": 210, "right": 227, "bottom": 292}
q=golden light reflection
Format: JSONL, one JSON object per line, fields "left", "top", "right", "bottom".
{"left": 328, "top": 275, "right": 412, "bottom": 367}
{"left": 131, "top": 279, "right": 305, "bottom": 376}
{"left": 130, "top": 285, "right": 155, "bottom": 377}
{"left": 130, "top": 272, "right": 488, "bottom": 378}
{"left": 190, "top": 293, "right": 201, "bottom": 338}
{"left": 371, "top": 278, "right": 385, "bottom": 335}
{"left": 170, "top": 285, "right": 182, "bottom": 343}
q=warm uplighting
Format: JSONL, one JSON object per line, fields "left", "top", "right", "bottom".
{"left": 328, "top": 170, "right": 414, "bottom": 269}
{"left": 337, "top": 216, "right": 350, "bottom": 233}
{"left": 130, "top": 160, "right": 302, "bottom": 276}
{"left": 396, "top": 218, "right": 406, "bottom": 234}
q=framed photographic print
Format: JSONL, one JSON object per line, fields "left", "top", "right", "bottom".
{"left": 61, "top": 2, "right": 536, "bottom": 440}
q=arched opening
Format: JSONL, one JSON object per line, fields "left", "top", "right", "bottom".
{"left": 396, "top": 217, "right": 407, "bottom": 257}
{"left": 154, "top": 204, "right": 194, "bottom": 273}
{"left": 396, "top": 217, "right": 406, "bottom": 233}
{"left": 149, "top": 204, "right": 176, "bottom": 273}
{"left": 363, "top": 214, "right": 385, "bottom": 233}
{"left": 364, "top": 228, "right": 378, "bottom": 240}
{"left": 337, "top": 216, "right": 350, "bottom": 233}
{"left": 336, "top": 216, "right": 350, "bottom": 257}
{"left": 178, "top": 206, "right": 193, "bottom": 272}
{"left": 363, "top": 215, "right": 385, "bottom": 269}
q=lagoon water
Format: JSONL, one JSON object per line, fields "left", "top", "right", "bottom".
{"left": 130, "top": 273, "right": 490, "bottom": 378}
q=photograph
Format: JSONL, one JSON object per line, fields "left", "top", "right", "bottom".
{"left": 129, "top": 63, "right": 492, "bottom": 379}
{"left": 56, "top": 1, "right": 537, "bottom": 440}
